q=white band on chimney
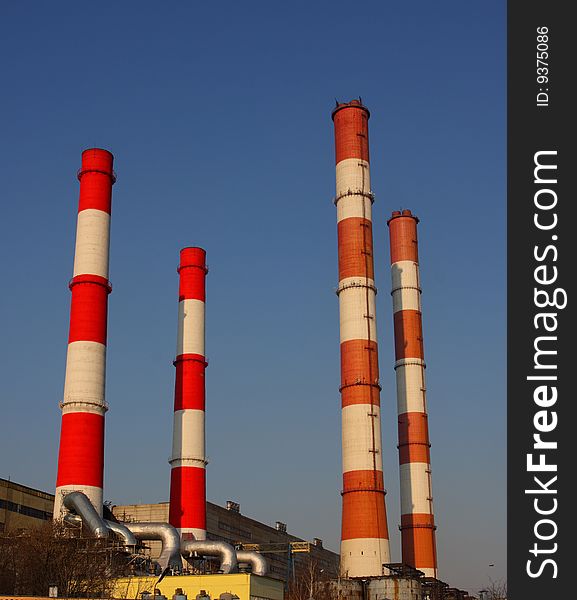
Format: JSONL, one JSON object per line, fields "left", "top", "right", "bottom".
{"left": 73, "top": 210, "right": 111, "bottom": 279}
{"left": 342, "top": 404, "right": 384, "bottom": 473}
{"left": 176, "top": 299, "right": 205, "bottom": 356}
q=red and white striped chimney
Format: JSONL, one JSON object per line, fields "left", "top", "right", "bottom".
{"left": 332, "top": 100, "right": 390, "bottom": 578}
{"left": 169, "top": 247, "right": 208, "bottom": 540}
{"left": 54, "top": 149, "right": 115, "bottom": 518}
{"left": 388, "top": 210, "right": 437, "bottom": 578}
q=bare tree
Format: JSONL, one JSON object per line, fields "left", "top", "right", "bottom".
{"left": 0, "top": 521, "right": 128, "bottom": 597}
{"left": 287, "top": 555, "right": 332, "bottom": 600}
{"left": 484, "top": 579, "right": 507, "bottom": 600}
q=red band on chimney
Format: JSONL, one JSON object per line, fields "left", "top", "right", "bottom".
{"left": 169, "top": 466, "right": 206, "bottom": 529}
{"left": 393, "top": 310, "right": 424, "bottom": 360}
{"left": 333, "top": 102, "right": 370, "bottom": 164}
{"left": 341, "top": 489, "right": 389, "bottom": 540}
{"left": 77, "top": 149, "right": 115, "bottom": 213}
{"left": 68, "top": 283, "right": 109, "bottom": 344}
{"left": 174, "top": 354, "right": 206, "bottom": 411}
{"left": 337, "top": 218, "right": 375, "bottom": 280}
{"left": 388, "top": 212, "right": 419, "bottom": 263}
{"left": 178, "top": 247, "right": 207, "bottom": 301}
{"left": 56, "top": 412, "right": 105, "bottom": 488}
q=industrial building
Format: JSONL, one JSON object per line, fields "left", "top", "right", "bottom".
{"left": 332, "top": 98, "right": 391, "bottom": 579}
{"left": 1, "top": 477, "right": 338, "bottom": 586}
{"left": 113, "top": 500, "right": 338, "bottom": 582}
{"left": 0, "top": 575, "right": 284, "bottom": 600}
{"left": 388, "top": 210, "right": 437, "bottom": 577}
{"left": 0, "top": 100, "right": 483, "bottom": 600}
{"left": 0, "top": 478, "right": 53, "bottom": 533}
{"left": 114, "top": 573, "right": 284, "bottom": 600}
{"left": 169, "top": 247, "right": 209, "bottom": 542}
{"left": 54, "top": 149, "right": 114, "bottom": 519}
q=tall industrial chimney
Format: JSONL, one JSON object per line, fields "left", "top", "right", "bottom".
{"left": 387, "top": 210, "right": 437, "bottom": 578}
{"left": 169, "top": 247, "right": 208, "bottom": 540}
{"left": 54, "top": 149, "right": 115, "bottom": 518}
{"left": 332, "top": 99, "right": 390, "bottom": 577}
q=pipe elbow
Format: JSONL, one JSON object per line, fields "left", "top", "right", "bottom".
{"left": 62, "top": 491, "right": 109, "bottom": 539}
{"left": 93, "top": 525, "right": 110, "bottom": 539}
{"left": 104, "top": 519, "right": 137, "bottom": 546}
{"left": 236, "top": 550, "right": 269, "bottom": 576}
{"left": 121, "top": 522, "right": 182, "bottom": 571}
{"left": 182, "top": 540, "right": 238, "bottom": 574}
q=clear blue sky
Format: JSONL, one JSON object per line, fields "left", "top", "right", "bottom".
{"left": 0, "top": 1, "right": 505, "bottom": 593}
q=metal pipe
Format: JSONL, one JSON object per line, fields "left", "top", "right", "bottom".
{"left": 236, "top": 550, "right": 268, "bottom": 576}
{"left": 181, "top": 540, "right": 238, "bottom": 574}
{"left": 62, "top": 512, "right": 82, "bottom": 527}
{"left": 105, "top": 519, "right": 138, "bottom": 546}
{"left": 62, "top": 491, "right": 109, "bottom": 538}
{"left": 54, "top": 148, "right": 115, "bottom": 518}
{"left": 332, "top": 99, "right": 390, "bottom": 578}
{"left": 121, "top": 522, "right": 182, "bottom": 571}
{"left": 63, "top": 512, "right": 138, "bottom": 548}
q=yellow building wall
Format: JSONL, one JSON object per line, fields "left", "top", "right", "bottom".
{"left": 114, "top": 573, "right": 283, "bottom": 600}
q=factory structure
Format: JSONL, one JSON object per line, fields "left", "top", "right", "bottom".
{"left": 388, "top": 210, "right": 437, "bottom": 579}
{"left": 54, "top": 149, "right": 115, "bottom": 519}
{"left": 169, "top": 247, "right": 209, "bottom": 542}
{"left": 1, "top": 478, "right": 338, "bottom": 584}
{"left": 333, "top": 99, "right": 391, "bottom": 579}
{"left": 0, "top": 100, "right": 479, "bottom": 600}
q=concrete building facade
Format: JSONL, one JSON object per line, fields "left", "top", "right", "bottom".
{"left": 0, "top": 478, "right": 53, "bottom": 533}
